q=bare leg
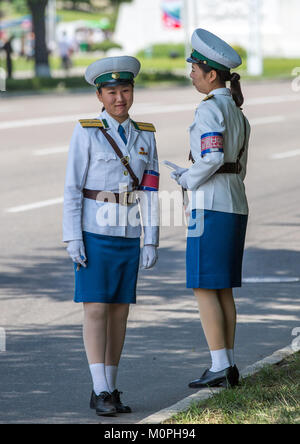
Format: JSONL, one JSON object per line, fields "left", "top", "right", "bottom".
{"left": 217, "top": 288, "right": 236, "bottom": 350}
{"left": 194, "top": 288, "right": 227, "bottom": 350}
{"left": 83, "top": 302, "right": 111, "bottom": 394}
{"left": 105, "top": 303, "right": 130, "bottom": 366}
{"left": 83, "top": 302, "right": 108, "bottom": 364}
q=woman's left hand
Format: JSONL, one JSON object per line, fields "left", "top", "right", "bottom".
{"left": 142, "top": 245, "right": 158, "bottom": 269}
{"left": 171, "top": 170, "right": 188, "bottom": 188}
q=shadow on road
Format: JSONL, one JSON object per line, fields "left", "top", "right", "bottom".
{"left": 0, "top": 245, "right": 299, "bottom": 423}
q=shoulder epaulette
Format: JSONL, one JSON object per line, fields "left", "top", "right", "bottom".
{"left": 132, "top": 120, "right": 156, "bottom": 132}
{"left": 79, "top": 119, "right": 109, "bottom": 128}
{"left": 202, "top": 94, "right": 214, "bottom": 102}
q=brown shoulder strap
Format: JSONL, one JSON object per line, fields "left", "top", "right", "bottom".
{"left": 237, "top": 114, "right": 248, "bottom": 163}
{"left": 99, "top": 127, "right": 139, "bottom": 190}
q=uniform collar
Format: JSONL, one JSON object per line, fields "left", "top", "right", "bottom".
{"left": 209, "top": 87, "right": 231, "bottom": 96}
{"left": 100, "top": 110, "right": 131, "bottom": 132}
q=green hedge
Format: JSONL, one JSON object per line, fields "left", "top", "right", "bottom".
{"left": 4, "top": 76, "right": 88, "bottom": 92}
{"left": 137, "top": 43, "right": 186, "bottom": 59}
{"left": 89, "top": 40, "right": 122, "bottom": 53}
{"left": 3, "top": 71, "right": 189, "bottom": 93}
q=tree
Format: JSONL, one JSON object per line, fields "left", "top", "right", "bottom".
{"left": 27, "top": 0, "right": 51, "bottom": 77}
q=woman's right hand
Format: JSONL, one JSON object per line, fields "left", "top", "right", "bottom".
{"left": 67, "top": 240, "right": 87, "bottom": 267}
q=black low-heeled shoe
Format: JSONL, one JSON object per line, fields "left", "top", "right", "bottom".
{"left": 189, "top": 366, "right": 237, "bottom": 389}
{"left": 111, "top": 389, "right": 132, "bottom": 413}
{"left": 90, "top": 391, "right": 117, "bottom": 416}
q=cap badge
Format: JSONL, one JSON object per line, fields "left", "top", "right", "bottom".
{"left": 112, "top": 72, "right": 120, "bottom": 79}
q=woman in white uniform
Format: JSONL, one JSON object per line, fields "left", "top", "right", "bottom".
{"left": 63, "top": 56, "right": 160, "bottom": 415}
{"left": 169, "top": 29, "right": 250, "bottom": 388}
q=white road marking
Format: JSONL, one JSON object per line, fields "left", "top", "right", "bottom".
{"left": 243, "top": 277, "right": 300, "bottom": 283}
{"left": 249, "top": 115, "right": 285, "bottom": 126}
{"left": 5, "top": 197, "right": 63, "bottom": 213}
{"left": 1, "top": 92, "right": 296, "bottom": 130}
{"left": 34, "top": 146, "right": 69, "bottom": 155}
{"left": 0, "top": 113, "right": 96, "bottom": 130}
{"left": 245, "top": 94, "right": 300, "bottom": 106}
{"left": 271, "top": 149, "right": 300, "bottom": 160}
{"left": 0, "top": 328, "right": 6, "bottom": 352}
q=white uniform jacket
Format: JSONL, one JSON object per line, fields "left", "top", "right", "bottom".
{"left": 181, "top": 88, "right": 250, "bottom": 215}
{"left": 63, "top": 110, "right": 159, "bottom": 245}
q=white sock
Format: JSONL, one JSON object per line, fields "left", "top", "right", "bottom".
{"left": 89, "top": 363, "right": 110, "bottom": 395}
{"left": 105, "top": 365, "right": 118, "bottom": 392}
{"left": 227, "top": 349, "right": 235, "bottom": 367}
{"left": 209, "top": 348, "right": 231, "bottom": 373}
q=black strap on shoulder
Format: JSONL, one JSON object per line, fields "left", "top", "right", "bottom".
{"left": 99, "top": 127, "right": 140, "bottom": 190}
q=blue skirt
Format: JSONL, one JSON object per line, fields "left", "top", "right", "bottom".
{"left": 186, "top": 210, "right": 248, "bottom": 289}
{"left": 74, "top": 231, "right": 140, "bottom": 304}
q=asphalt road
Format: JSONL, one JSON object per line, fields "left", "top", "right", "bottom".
{"left": 0, "top": 80, "right": 300, "bottom": 424}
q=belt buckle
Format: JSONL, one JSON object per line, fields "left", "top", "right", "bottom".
{"left": 121, "top": 156, "right": 129, "bottom": 167}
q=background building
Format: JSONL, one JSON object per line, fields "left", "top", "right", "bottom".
{"left": 114, "top": 0, "right": 300, "bottom": 57}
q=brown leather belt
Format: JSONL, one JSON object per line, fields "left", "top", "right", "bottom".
{"left": 83, "top": 188, "right": 136, "bottom": 206}
{"left": 215, "top": 162, "right": 242, "bottom": 174}
{"left": 189, "top": 153, "right": 242, "bottom": 174}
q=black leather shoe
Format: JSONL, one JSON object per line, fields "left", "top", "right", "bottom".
{"left": 90, "top": 391, "right": 117, "bottom": 416}
{"left": 189, "top": 366, "right": 237, "bottom": 389}
{"left": 111, "top": 389, "right": 132, "bottom": 413}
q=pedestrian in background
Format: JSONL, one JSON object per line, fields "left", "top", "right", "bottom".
{"left": 58, "top": 31, "right": 74, "bottom": 72}
{"left": 2, "top": 35, "right": 13, "bottom": 79}
{"left": 63, "top": 56, "right": 159, "bottom": 416}
{"left": 168, "top": 28, "right": 250, "bottom": 389}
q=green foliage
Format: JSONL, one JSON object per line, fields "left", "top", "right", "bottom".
{"left": 3, "top": 69, "right": 189, "bottom": 93}
{"left": 137, "top": 43, "right": 186, "bottom": 59}
{"left": 89, "top": 40, "right": 122, "bottom": 53}
{"left": 5, "top": 75, "right": 87, "bottom": 92}
{"left": 231, "top": 45, "right": 247, "bottom": 59}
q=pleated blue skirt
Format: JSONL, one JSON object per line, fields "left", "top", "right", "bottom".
{"left": 186, "top": 210, "right": 248, "bottom": 289}
{"left": 74, "top": 231, "right": 140, "bottom": 304}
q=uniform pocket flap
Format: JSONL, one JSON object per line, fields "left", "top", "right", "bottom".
{"left": 96, "top": 151, "right": 117, "bottom": 161}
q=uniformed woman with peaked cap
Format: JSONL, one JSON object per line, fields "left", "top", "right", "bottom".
{"left": 168, "top": 29, "right": 250, "bottom": 389}
{"left": 63, "top": 56, "right": 160, "bottom": 416}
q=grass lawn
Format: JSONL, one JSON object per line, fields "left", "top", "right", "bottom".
{"left": 164, "top": 352, "right": 300, "bottom": 424}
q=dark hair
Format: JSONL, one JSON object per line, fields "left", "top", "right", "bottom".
{"left": 97, "top": 80, "right": 134, "bottom": 95}
{"left": 197, "top": 62, "right": 244, "bottom": 108}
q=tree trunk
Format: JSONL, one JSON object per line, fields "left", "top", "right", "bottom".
{"left": 27, "top": 0, "right": 51, "bottom": 78}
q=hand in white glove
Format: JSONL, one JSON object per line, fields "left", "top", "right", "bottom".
{"left": 142, "top": 245, "right": 158, "bottom": 269}
{"left": 170, "top": 169, "right": 189, "bottom": 189}
{"left": 67, "top": 240, "right": 87, "bottom": 267}
{"left": 164, "top": 160, "right": 188, "bottom": 177}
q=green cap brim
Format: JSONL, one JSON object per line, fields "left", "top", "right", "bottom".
{"left": 95, "top": 71, "right": 134, "bottom": 87}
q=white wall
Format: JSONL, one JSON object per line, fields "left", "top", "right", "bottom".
{"left": 114, "top": 0, "right": 300, "bottom": 58}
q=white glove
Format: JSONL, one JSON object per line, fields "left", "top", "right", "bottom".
{"left": 164, "top": 160, "right": 188, "bottom": 177}
{"left": 67, "top": 240, "right": 87, "bottom": 267}
{"left": 142, "top": 245, "right": 158, "bottom": 269}
{"left": 177, "top": 171, "right": 188, "bottom": 189}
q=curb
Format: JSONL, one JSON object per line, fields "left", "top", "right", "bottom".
{"left": 138, "top": 344, "right": 296, "bottom": 424}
